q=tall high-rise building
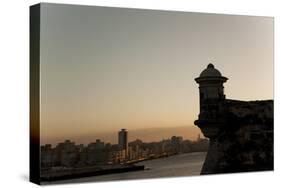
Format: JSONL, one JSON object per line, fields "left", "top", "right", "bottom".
{"left": 118, "top": 129, "right": 128, "bottom": 150}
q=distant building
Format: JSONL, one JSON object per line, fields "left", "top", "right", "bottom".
{"left": 118, "top": 129, "right": 128, "bottom": 159}
{"left": 54, "top": 140, "right": 79, "bottom": 167}
{"left": 171, "top": 136, "right": 183, "bottom": 153}
{"left": 194, "top": 64, "right": 273, "bottom": 174}
{"left": 118, "top": 129, "right": 128, "bottom": 150}
{"left": 41, "top": 144, "right": 54, "bottom": 168}
{"left": 95, "top": 139, "right": 105, "bottom": 149}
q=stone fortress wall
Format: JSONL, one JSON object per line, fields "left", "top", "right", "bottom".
{"left": 194, "top": 64, "right": 273, "bottom": 174}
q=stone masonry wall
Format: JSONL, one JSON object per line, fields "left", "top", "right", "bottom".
{"left": 195, "top": 100, "right": 273, "bottom": 174}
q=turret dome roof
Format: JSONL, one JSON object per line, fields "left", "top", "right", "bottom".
{"left": 199, "top": 63, "right": 222, "bottom": 77}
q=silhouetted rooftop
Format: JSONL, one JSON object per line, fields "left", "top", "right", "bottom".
{"left": 199, "top": 63, "right": 222, "bottom": 77}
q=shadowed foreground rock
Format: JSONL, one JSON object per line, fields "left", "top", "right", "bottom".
{"left": 194, "top": 64, "right": 273, "bottom": 174}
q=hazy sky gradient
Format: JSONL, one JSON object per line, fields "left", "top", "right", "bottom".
{"left": 40, "top": 3, "right": 273, "bottom": 145}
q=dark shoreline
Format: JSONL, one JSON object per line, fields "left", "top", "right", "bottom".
{"left": 41, "top": 152, "right": 207, "bottom": 184}
{"left": 41, "top": 164, "right": 145, "bottom": 182}
{"left": 40, "top": 153, "right": 172, "bottom": 183}
{"left": 41, "top": 151, "right": 208, "bottom": 183}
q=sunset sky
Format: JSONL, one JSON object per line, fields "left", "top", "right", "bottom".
{"left": 39, "top": 3, "right": 273, "bottom": 145}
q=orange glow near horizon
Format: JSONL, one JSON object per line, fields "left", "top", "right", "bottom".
{"left": 39, "top": 4, "right": 273, "bottom": 145}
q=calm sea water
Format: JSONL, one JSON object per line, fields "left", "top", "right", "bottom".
{"left": 52, "top": 152, "right": 207, "bottom": 184}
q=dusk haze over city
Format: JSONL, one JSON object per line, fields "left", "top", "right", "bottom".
{"left": 39, "top": 4, "right": 273, "bottom": 146}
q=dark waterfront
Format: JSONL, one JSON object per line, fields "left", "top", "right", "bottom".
{"left": 46, "top": 152, "right": 206, "bottom": 184}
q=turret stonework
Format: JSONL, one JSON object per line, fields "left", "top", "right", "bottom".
{"left": 194, "top": 64, "right": 273, "bottom": 174}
